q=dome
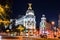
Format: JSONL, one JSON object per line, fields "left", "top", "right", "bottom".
{"left": 25, "top": 15, "right": 34, "bottom": 18}
{"left": 42, "top": 14, "right": 45, "bottom": 17}
{"left": 26, "top": 3, "right": 34, "bottom": 15}
{"left": 41, "top": 14, "right": 46, "bottom": 20}
{"left": 26, "top": 9, "right": 34, "bottom": 15}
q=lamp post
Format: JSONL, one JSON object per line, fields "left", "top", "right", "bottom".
{"left": 16, "top": 25, "right": 25, "bottom": 36}
{"left": 51, "top": 21, "right": 57, "bottom": 38}
{"left": 51, "top": 21, "right": 55, "bottom": 26}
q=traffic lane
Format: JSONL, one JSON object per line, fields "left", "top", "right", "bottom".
{"left": 1, "top": 36, "right": 60, "bottom": 40}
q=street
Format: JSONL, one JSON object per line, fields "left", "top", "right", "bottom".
{"left": 0, "top": 36, "right": 60, "bottom": 40}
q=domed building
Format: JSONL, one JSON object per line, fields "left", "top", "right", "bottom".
{"left": 24, "top": 3, "right": 36, "bottom": 36}
{"left": 15, "top": 3, "right": 36, "bottom": 36}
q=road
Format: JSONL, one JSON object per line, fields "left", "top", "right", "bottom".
{"left": 0, "top": 36, "right": 60, "bottom": 40}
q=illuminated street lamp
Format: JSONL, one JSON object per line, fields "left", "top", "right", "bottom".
{"left": 51, "top": 21, "right": 55, "bottom": 25}
{"left": 6, "top": 29, "right": 9, "bottom": 33}
{"left": 51, "top": 21, "right": 57, "bottom": 38}
{"left": 17, "top": 25, "right": 24, "bottom": 31}
{"left": 16, "top": 25, "right": 25, "bottom": 36}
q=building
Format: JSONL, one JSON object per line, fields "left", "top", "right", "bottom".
{"left": 58, "top": 14, "right": 60, "bottom": 29}
{"left": 40, "top": 14, "right": 48, "bottom": 35}
{"left": 24, "top": 3, "right": 36, "bottom": 36}
{"left": 15, "top": 3, "right": 36, "bottom": 36}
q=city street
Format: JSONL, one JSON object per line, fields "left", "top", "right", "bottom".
{"left": 0, "top": 36, "right": 60, "bottom": 40}
{"left": 0, "top": 0, "right": 60, "bottom": 40}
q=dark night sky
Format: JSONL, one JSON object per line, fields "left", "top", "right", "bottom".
{"left": 1, "top": 0, "right": 60, "bottom": 27}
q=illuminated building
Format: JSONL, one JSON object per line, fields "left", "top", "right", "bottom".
{"left": 58, "top": 14, "right": 60, "bottom": 29}
{"left": 40, "top": 14, "right": 47, "bottom": 34}
{"left": 16, "top": 3, "right": 36, "bottom": 36}
{"left": 24, "top": 3, "right": 36, "bottom": 36}
{"left": 15, "top": 16, "right": 24, "bottom": 26}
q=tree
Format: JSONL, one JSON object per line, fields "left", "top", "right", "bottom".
{"left": 0, "top": 3, "right": 12, "bottom": 32}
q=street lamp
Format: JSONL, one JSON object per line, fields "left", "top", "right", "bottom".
{"left": 51, "top": 21, "right": 57, "bottom": 38}
{"left": 16, "top": 25, "right": 25, "bottom": 36}
{"left": 6, "top": 29, "right": 9, "bottom": 33}
{"left": 51, "top": 21, "right": 55, "bottom": 25}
